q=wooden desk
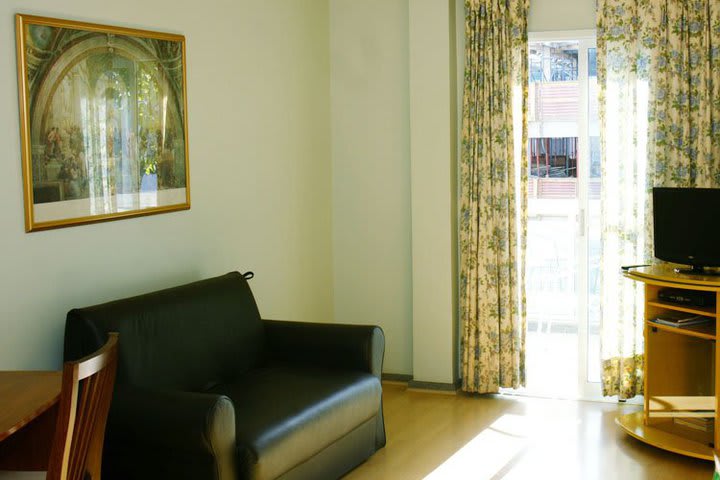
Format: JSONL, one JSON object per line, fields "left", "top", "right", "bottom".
{"left": 0, "top": 371, "right": 61, "bottom": 471}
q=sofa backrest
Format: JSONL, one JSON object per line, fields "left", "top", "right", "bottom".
{"left": 64, "top": 272, "right": 264, "bottom": 391}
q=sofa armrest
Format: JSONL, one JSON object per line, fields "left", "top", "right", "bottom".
{"left": 107, "top": 387, "right": 236, "bottom": 474}
{"left": 263, "top": 320, "right": 385, "bottom": 378}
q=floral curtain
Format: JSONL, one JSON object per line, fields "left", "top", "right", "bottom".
{"left": 459, "top": 0, "right": 529, "bottom": 394}
{"left": 597, "top": 0, "right": 720, "bottom": 398}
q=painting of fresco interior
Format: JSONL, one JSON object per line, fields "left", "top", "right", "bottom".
{"left": 25, "top": 23, "right": 186, "bottom": 212}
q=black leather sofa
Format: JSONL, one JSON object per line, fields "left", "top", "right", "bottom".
{"left": 63, "top": 272, "right": 386, "bottom": 480}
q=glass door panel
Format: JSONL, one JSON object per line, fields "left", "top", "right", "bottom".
{"left": 507, "top": 34, "right": 600, "bottom": 400}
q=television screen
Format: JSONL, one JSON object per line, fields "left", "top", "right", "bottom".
{"left": 653, "top": 187, "right": 720, "bottom": 272}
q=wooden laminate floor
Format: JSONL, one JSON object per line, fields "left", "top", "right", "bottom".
{"left": 344, "top": 383, "right": 714, "bottom": 480}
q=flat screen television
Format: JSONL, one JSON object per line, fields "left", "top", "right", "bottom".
{"left": 653, "top": 187, "right": 720, "bottom": 275}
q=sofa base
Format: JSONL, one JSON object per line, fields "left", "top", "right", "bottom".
{"left": 102, "top": 444, "right": 218, "bottom": 480}
{"left": 102, "top": 417, "right": 380, "bottom": 480}
{"left": 275, "top": 416, "right": 379, "bottom": 480}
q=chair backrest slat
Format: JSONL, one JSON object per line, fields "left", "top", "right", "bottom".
{"left": 47, "top": 332, "right": 118, "bottom": 480}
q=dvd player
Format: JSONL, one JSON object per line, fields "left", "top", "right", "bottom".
{"left": 658, "top": 288, "right": 716, "bottom": 307}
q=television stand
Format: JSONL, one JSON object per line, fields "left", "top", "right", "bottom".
{"left": 674, "top": 265, "right": 720, "bottom": 276}
{"left": 619, "top": 265, "right": 719, "bottom": 460}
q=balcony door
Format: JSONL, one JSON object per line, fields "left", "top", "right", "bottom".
{"left": 508, "top": 31, "right": 601, "bottom": 400}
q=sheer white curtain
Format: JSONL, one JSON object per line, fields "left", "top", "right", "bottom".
{"left": 597, "top": 0, "right": 720, "bottom": 398}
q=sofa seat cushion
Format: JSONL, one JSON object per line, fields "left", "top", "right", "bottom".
{"left": 207, "top": 365, "right": 381, "bottom": 480}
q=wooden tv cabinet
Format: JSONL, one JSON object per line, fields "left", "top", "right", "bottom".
{"left": 618, "top": 265, "right": 719, "bottom": 460}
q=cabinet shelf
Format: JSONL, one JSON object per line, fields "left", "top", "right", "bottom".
{"left": 646, "top": 319, "right": 716, "bottom": 341}
{"left": 647, "top": 300, "right": 717, "bottom": 318}
{"left": 647, "top": 395, "right": 716, "bottom": 418}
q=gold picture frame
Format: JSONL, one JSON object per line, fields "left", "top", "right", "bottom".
{"left": 16, "top": 14, "right": 190, "bottom": 232}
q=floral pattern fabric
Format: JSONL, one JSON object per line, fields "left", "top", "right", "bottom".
{"left": 459, "top": 0, "right": 529, "bottom": 394}
{"left": 597, "top": 0, "right": 720, "bottom": 399}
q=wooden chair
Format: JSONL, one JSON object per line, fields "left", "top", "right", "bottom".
{"left": 0, "top": 333, "right": 118, "bottom": 480}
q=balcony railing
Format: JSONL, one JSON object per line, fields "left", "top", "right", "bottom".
{"left": 528, "top": 178, "right": 601, "bottom": 200}
{"left": 529, "top": 81, "right": 579, "bottom": 122}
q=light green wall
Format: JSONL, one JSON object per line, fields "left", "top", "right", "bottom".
{"left": 529, "top": 0, "right": 596, "bottom": 32}
{"left": 330, "top": 0, "right": 413, "bottom": 375}
{"left": 330, "top": 0, "right": 460, "bottom": 382}
{"left": 0, "top": 0, "right": 333, "bottom": 370}
{"left": 409, "top": 0, "right": 458, "bottom": 385}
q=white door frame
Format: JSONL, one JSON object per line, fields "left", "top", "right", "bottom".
{"left": 527, "top": 30, "right": 605, "bottom": 402}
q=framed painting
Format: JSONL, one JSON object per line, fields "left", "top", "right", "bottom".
{"left": 15, "top": 14, "right": 190, "bottom": 231}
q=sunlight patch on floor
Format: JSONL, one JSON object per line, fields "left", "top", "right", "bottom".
{"left": 423, "top": 407, "right": 584, "bottom": 480}
{"left": 423, "top": 414, "right": 532, "bottom": 479}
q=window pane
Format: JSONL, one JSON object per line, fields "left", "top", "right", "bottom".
{"left": 528, "top": 42, "right": 579, "bottom": 201}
